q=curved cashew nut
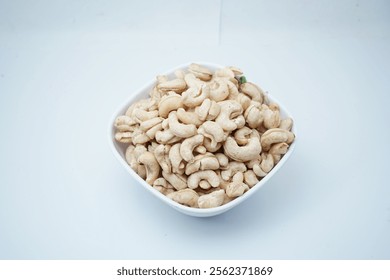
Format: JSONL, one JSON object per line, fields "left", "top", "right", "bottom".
{"left": 196, "top": 99, "right": 221, "bottom": 121}
{"left": 239, "top": 82, "right": 264, "bottom": 103}
{"left": 157, "top": 78, "right": 187, "bottom": 93}
{"left": 187, "top": 170, "right": 220, "bottom": 189}
{"left": 279, "top": 117, "right": 293, "bottom": 131}
{"left": 226, "top": 172, "right": 249, "bottom": 198}
{"left": 155, "top": 129, "right": 181, "bottom": 144}
{"left": 115, "top": 115, "right": 137, "bottom": 131}
{"left": 139, "top": 117, "right": 163, "bottom": 132}
{"left": 234, "top": 127, "right": 252, "bottom": 145}
{"left": 162, "top": 171, "right": 187, "bottom": 190}
{"left": 189, "top": 63, "right": 213, "bottom": 81}
{"left": 228, "top": 66, "right": 243, "bottom": 76}
{"left": 131, "top": 128, "right": 151, "bottom": 145}
{"left": 176, "top": 108, "right": 203, "bottom": 126}
{"left": 198, "top": 189, "right": 225, "bottom": 209}
{"left": 125, "top": 145, "right": 147, "bottom": 179}
{"left": 180, "top": 134, "right": 204, "bottom": 162}
{"left": 137, "top": 151, "right": 160, "bottom": 185}
{"left": 153, "top": 144, "right": 171, "bottom": 173}
{"left": 169, "top": 143, "right": 185, "bottom": 175}
{"left": 209, "top": 78, "right": 230, "bottom": 102}
{"left": 260, "top": 152, "right": 274, "bottom": 173}
{"left": 214, "top": 67, "right": 235, "bottom": 79}
{"left": 223, "top": 133, "right": 262, "bottom": 162}
{"left": 158, "top": 93, "right": 183, "bottom": 118}
{"left": 221, "top": 161, "right": 247, "bottom": 181}
{"left": 182, "top": 85, "right": 210, "bottom": 108}
{"left": 115, "top": 131, "right": 133, "bottom": 143}
{"left": 185, "top": 153, "right": 220, "bottom": 175}
{"left": 167, "top": 189, "right": 199, "bottom": 208}
{"left": 215, "top": 153, "right": 229, "bottom": 168}
{"left": 236, "top": 93, "right": 251, "bottom": 110}
{"left": 244, "top": 105, "right": 263, "bottom": 128}
{"left": 133, "top": 108, "right": 159, "bottom": 123}
{"left": 215, "top": 100, "right": 243, "bottom": 131}
{"left": 260, "top": 128, "right": 295, "bottom": 151}
{"left": 244, "top": 170, "right": 259, "bottom": 187}
{"left": 153, "top": 177, "right": 174, "bottom": 195}
{"left": 197, "top": 121, "right": 225, "bottom": 150}
{"left": 262, "top": 105, "right": 280, "bottom": 129}
{"left": 168, "top": 111, "right": 197, "bottom": 138}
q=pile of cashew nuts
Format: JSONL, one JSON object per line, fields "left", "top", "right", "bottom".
{"left": 114, "top": 63, "right": 295, "bottom": 209}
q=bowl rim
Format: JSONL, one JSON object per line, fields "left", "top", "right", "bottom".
{"left": 108, "top": 62, "right": 297, "bottom": 216}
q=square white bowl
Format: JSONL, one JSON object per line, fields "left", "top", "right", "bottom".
{"left": 108, "top": 62, "right": 297, "bottom": 217}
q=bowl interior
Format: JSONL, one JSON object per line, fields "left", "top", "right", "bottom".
{"left": 109, "top": 62, "right": 296, "bottom": 217}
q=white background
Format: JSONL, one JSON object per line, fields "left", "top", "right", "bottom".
{"left": 1, "top": 0, "right": 389, "bottom": 259}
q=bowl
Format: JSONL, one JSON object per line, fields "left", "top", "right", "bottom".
{"left": 108, "top": 62, "right": 297, "bottom": 217}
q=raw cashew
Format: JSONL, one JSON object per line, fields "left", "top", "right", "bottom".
{"left": 115, "top": 116, "right": 137, "bottom": 131}
{"left": 157, "top": 78, "right": 187, "bottom": 93}
{"left": 209, "top": 78, "right": 230, "bottom": 102}
{"left": 215, "top": 153, "right": 229, "bottom": 168}
{"left": 185, "top": 153, "right": 220, "bottom": 175}
{"left": 169, "top": 143, "right": 185, "bottom": 174}
{"left": 260, "top": 128, "right": 295, "bottom": 151}
{"left": 137, "top": 152, "right": 160, "bottom": 185}
{"left": 133, "top": 108, "right": 159, "bottom": 123}
{"left": 197, "top": 121, "right": 225, "bottom": 150}
{"left": 168, "top": 111, "right": 197, "bottom": 138}
{"left": 182, "top": 85, "right": 209, "bottom": 107}
{"left": 196, "top": 99, "right": 221, "bottom": 121}
{"left": 158, "top": 93, "right": 183, "bottom": 118}
{"left": 162, "top": 171, "right": 187, "bottom": 190}
{"left": 155, "top": 129, "right": 181, "bottom": 144}
{"left": 153, "top": 177, "right": 174, "bottom": 195}
{"left": 223, "top": 133, "right": 262, "bottom": 162}
{"left": 167, "top": 189, "right": 199, "bottom": 208}
{"left": 279, "top": 117, "right": 293, "bottom": 131}
{"left": 198, "top": 189, "right": 225, "bottom": 208}
{"left": 177, "top": 108, "right": 203, "bottom": 126}
{"left": 153, "top": 144, "right": 171, "bottom": 173}
{"left": 189, "top": 63, "right": 213, "bottom": 81}
{"left": 260, "top": 153, "right": 274, "bottom": 173}
{"left": 244, "top": 105, "right": 263, "bottom": 128}
{"left": 221, "top": 162, "right": 247, "bottom": 181}
{"left": 240, "top": 82, "right": 264, "bottom": 103}
{"left": 125, "top": 145, "right": 147, "bottom": 179}
{"left": 215, "top": 100, "right": 243, "bottom": 131}
{"left": 180, "top": 134, "right": 204, "bottom": 162}
{"left": 226, "top": 172, "right": 249, "bottom": 198}
{"left": 115, "top": 131, "right": 133, "bottom": 143}
{"left": 244, "top": 170, "right": 259, "bottom": 187}
{"left": 234, "top": 127, "right": 252, "bottom": 145}
{"left": 188, "top": 170, "right": 220, "bottom": 189}
{"left": 262, "top": 105, "right": 280, "bottom": 129}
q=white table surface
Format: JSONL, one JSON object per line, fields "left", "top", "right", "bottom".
{"left": 1, "top": 0, "right": 389, "bottom": 259}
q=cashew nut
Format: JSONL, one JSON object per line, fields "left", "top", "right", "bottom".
{"left": 226, "top": 172, "right": 249, "bottom": 198}
{"left": 260, "top": 128, "right": 295, "bottom": 151}
{"left": 215, "top": 100, "right": 243, "bottom": 131}
{"left": 188, "top": 170, "right": 220, "bottom": 189}
{"left": 167, "top": 189, "right": 199, "bottom": 208}
{"left": 198, "top": 189, "right": 225, "bottom": 209}
{"left": 180, "top": 134, "right": 204, "bottom": 162}
{"left": 223, "top": 133, "right": 262, "bottom": 162}
{"left": 197, "top": 121, "right": 225, "bottom": 150}
{"left": 168, "top": 111, "right": 197, "bottom": 138}
{"left": 137, "top": 151, "right": 160, "bottom": 185}
{"left": 158, "top": 93, "right": 183, "bottom": 118}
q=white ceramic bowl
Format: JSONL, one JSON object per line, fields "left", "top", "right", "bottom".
{"left": 108, "top": 62, "right": 297, "bottom": 217}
